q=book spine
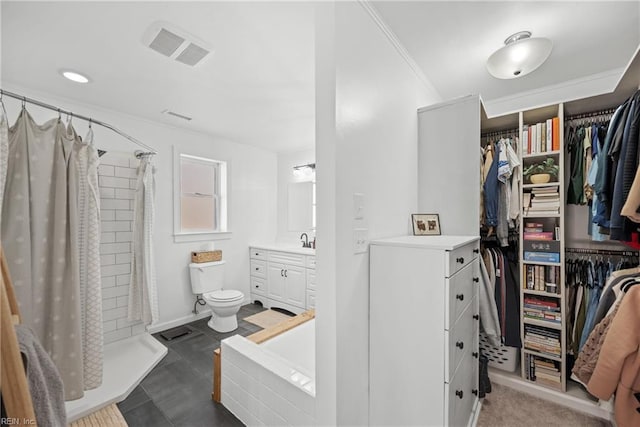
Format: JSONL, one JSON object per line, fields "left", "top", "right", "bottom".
{"left": 546, "top": 118, "right": 553, "bottom": 152}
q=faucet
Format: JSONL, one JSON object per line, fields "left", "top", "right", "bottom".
{"left": 300, "top": 233, "right": 310, "bottom": 248}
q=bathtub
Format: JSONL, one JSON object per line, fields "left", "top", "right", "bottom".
{"left": 221, "top": 318, "right": 316, "bottom": 425}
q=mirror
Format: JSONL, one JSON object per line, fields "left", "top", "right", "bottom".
{"left": 288, "top": 182, "right": 313, "bottom": 231}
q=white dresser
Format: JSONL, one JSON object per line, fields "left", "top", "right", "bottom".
{"left": 369, "top": 235, "right": 480, "bottom": 427}
{"left": 249, "top": 246, "right": 315, "bottom": 314}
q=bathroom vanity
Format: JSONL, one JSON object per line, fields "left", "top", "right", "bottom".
{"left": 249, "top": 246, "right": 316, "bottom": 314}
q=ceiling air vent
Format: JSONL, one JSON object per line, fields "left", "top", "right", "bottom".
{"left": 162, "top": 110, "right": 193, "bottom": 121}
{"left": 142, "top": 21, "right": 212, "bottom": 67}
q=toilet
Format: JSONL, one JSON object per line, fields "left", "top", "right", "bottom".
{"left": 189, "top": 260, "right": 245, "bottom": 333}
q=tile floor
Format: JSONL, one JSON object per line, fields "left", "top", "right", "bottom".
{"left": 118, "top": 303, "right": 266, "bottom": 426}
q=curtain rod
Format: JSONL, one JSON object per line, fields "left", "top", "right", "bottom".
{"left": 565, "top": 247, "right": 638, "bottom": 257}
{"left": 0, "top": 88, "right": 156, "bottom": 155}
{"left": 564, "top": 108, "right": 617, "bottom": 122}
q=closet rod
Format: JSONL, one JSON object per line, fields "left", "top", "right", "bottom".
{"left": 0, "top": 88, "right": 157, "bottom": 155}
{"left": 481, "top": 127, "right": 519, "bottom": 139}
{"left": 565, "top": 247, "right": 638, "bottom": 257}
{"left": 564, "top": 108, "right": 617, "bottom": 122}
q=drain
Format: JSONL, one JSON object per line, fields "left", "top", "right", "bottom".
{"left": 160, "top": 326, "right": 192, "bottom": 341}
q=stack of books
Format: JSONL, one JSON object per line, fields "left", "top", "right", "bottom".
{"left": 524, "top": 324, "right": 561, "bottom": 358}
{"left": 525, "top": 265, "right": 559, "bottom": 293}
{"left": 522, "top": 117, "right": 560, "bottom": 154}
{"left": 523, "top": 222, "right": 554, "bottom": 240}
{"left": 524, "top": 187, "right": 560, "bottom": 216}
{"left": 525, "top": 353, "right": 562, "bottom": 390}
{"left": 523, "top": 297, "right": 561, "bottom": 324}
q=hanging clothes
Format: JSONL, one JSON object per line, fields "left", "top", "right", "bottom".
{"left": 478, "top": 255, "right": 501, "bottom": 347}
{"left": 2, "top": 109, "right": 84, "bottom": 400}
{"left": 127, "top": 155, "right": 159, "bottom": 325}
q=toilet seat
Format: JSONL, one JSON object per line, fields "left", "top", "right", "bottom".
{"left": 204, "top": 289, "right": 243, "bottom": 304}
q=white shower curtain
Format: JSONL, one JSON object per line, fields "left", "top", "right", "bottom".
{"left": 0, "top": 100, "right": 8, "bottom": 235}
{"left": 127, "top": 155, "right": 158, "bottom": 325}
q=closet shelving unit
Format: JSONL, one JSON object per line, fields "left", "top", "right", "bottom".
{"left": 518, "top": 103, "right": 567, "bottom": 392}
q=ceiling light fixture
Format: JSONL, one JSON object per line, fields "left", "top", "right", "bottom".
{"left": 486, "top": 31, "right": 552, "bottom": 79}
{"left": 60, "top": 69, "right": 91, "bottom": 84}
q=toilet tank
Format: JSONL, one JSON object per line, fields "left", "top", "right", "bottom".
{"left": 189, "top": 260, "right": 226, "bottom": 294}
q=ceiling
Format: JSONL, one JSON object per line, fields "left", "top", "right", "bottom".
{"left": 1, "top": 1, "right": 639, "bottom": 153}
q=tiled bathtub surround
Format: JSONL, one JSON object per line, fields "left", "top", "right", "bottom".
{"left": 98, "top": 153, "right": 145, "bottom": 343}
{"left": 221, "top": 319, "right": 316, "bottom": 425}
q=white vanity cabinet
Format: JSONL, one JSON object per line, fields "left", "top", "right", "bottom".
{"left": 369, "top": 235, "right": 480, "bottom": 427}
{"left": 249, "top": 246, "right": 315, "bottom": 314}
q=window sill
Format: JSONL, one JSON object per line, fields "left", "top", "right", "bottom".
{"left": 173, "top": 231, "right": 232, "bottom": 243}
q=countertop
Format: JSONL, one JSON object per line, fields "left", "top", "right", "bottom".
{"left": 250, "top": 244, "right": 316, "bottom": 256}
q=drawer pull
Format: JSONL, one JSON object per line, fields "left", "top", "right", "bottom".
{"left": 455, "top": 390, "right": 463, "bottom": 399}
{"left": 255, "top": 252, "right": 259, "bottom": 256}
{"left": 456, "top": 341, "right": 464, "bottom": 350}
{"left": 255, "top": 267, "right": 259, "bottom": 271}
{"left": 473, "top": 277, "right": 479, "bottom": 283}
{"left": 473, "top": 314, "right": 479, "bottom": 320}
{"left": 472, "top": 352, "right": 479, "bottom": 358}
{"left": 456, "top": 294, "right": 464, "bottom": 301}
{"left": 472, "top": 389, "right": 478, "bottom": 396}
{"left": 284, "top": 270, "right": 288, "bottom": 278}
{"left": 255, "top": 285, "right": 259, "bottom": 288}
{"left": 281, "top": 269, "right": 284, "bottom": 277}
{"left": 456, "top": 257, "right": 465, "bottom": 264}
{"left": 473, "top": 249, "right": 479, "bottom": 254}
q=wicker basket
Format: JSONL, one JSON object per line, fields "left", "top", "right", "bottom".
{"left": 479, "top": 332, "right": 520, "bottom": 372}
{"left": 191, "top": 250, "right": 222, "bottom": 263}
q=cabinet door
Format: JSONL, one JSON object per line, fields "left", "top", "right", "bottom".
{"left": 284, "top": 265, "right": 306, "bottom": 308}
{"left": 267, "top": 263, "right": 286, "bottom": 301}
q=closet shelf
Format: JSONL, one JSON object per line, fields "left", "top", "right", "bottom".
{"left": 522, "top": 151, "right": 561, "bottom": 160}
{"left": 522, "top": 260, "right": 562, "bottom": 267}
{"left": 522, "top": 182, "right": 561, "bottom": 189}
{"left": 523, "top": 214, "right": 561, "bottom": 219}
{"left": 523, "top": 289, "right": 562, "bottom": 299}
{"left": 523, "top": 348, "right": 562, "bottom": 362}
{"left": 523, "top": 317, "right": 562, "bottom": 330}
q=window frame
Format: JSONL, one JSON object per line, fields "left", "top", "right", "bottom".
{"left": 173, "top": 148, "right": 231, "bottom": 242}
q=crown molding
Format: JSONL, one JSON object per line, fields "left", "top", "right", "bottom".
{"left": 358, "top": 0, "right": 442, "bottom": 101}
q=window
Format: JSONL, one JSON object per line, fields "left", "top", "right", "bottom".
{"left": 174, "top": 152, "right": 228, "bottom": 240}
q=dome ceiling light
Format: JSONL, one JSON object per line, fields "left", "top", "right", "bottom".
{"left": 486, "top": 31, "right": 553, "bottom": 79}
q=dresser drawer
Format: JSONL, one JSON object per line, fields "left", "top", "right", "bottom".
{"left": 251, "top": 276, "right": 266, "bottom": 295}
{"left": 306, "top": 256, "right": 316, "bottom": 270}
{"left": 250, "top": 260, "right": 267, "bottom": 278}
{"left": 269, "top": 251, "right": 305, "bottom": 267}
{"left": 306, "top": 290, "right": 316, "bottom": 309}
{"left": 445, "top": 261, "right": 477, "bottom": 330}
{"left": 446, "top": 240, "right": 479, "bottom": 277}
{"left": 307, "top": 270, "right": 316, "bottom": 290}
{"left": 445, "top": 351, "right": 475, "bottom": 427}
{"left": 445, "top": 297, "right": 476, "bottom": 383}
{"left": 250, "top": 248, "right": 267, "bottom": 261}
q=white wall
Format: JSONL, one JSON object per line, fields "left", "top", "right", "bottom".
{"left": 315, "top": 2, "right": 441, "bottom": 425}
{"left": 276, "top": 148, "right": 315, "bottom": 245}
{"left": 1, "top": 83, "right": 278, "bottom": 334}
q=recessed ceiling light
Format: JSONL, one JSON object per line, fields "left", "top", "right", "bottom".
{"left": 60, "top": 70, "right": 91, "bottom": 83}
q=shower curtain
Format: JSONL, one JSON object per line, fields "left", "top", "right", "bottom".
{"left": 0, "top": 101, "right": 8, "bottom": 234}
{"left": 1, "top": 110, "right": 103, "bottom": 399}
{"left": 127, "top": 155, "right": 158, "bottom": 325}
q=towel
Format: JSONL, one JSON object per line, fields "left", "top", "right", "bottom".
{"left": 15, "top": 324, "right": 67, "bottom": 427}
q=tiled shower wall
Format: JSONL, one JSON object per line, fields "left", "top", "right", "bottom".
{"left": 98, "top": 153, "right": 145, "bottom": 344}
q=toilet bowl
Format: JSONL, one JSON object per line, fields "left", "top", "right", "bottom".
{"left": 203, "top": 289, "right": 244, "bottom": 332}
{"left": 189, "top": 260, "right": 245, "bottom": 333}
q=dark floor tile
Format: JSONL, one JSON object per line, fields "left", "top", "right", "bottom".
{"left": 141, "top": 358, "right": 201, "bottom": 402}
{"left": 154, "top": 347, "right": 184, "bottom": 370}
{"left": 210, "top": 326, "right": 253, "bottom": 342}
{"left": 121, "top": 400, "right": 174, "bottom": 427}
{"left": 154, "top": 378, "right": 218, "bottom": 425}
{"left": 117, "top": 385, "right": 151, "bottom": 414}
{"left": 172, "top": 331, "right": 220, "bottom": 355}
{"left": 237, "top": 320, "right": 262, "bottom": 334}
{"left": 189, "top": 317, "right": 215, "bottom": 335}
{"left": 175, "top": 344, "right": 218, "bottom": 378}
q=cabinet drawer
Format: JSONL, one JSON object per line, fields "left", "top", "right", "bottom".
{"left": 445, "top": 261, "right": 477, "bottom": 330}
{"left": 250, "top": 248, "right": 267, "bottom": 261}
{"left": 306, "top": 290, "right": 316, "bottom": 309}
{"left": 306, "top": 256, "right": 316, "bottom": 270}
{"left": 250, "top": 260, "right": 267, "bottom": 278}
{"left": 269, "top": 251, "right": 305, "bottom": 267}
{"left": 444, "top": 351, "right": 475, "bottom": 427}
{"left": 445, "top": 297, "right": 476, "bottom": 383}
{"left": 307, "top": 270, "right": 316, "bottom": 290}
{"left": 251, "top": 276, "right": 266, "bottom": 295}
{"left": 446, "top": 240, "right": 479, "bottom": 277}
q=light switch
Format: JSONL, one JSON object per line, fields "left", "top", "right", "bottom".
{"left": 353, "top": 228, "right": 368, "bottom": 254}
{"left": 353, "top": 193, "right": 364, "bottom": 220}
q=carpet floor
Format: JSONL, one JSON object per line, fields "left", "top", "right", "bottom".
{"left": 477, "top": 383, "right": 611, "bottom": 427}
{"left": 243, "top": 309, "right": 292, "bottom": 329}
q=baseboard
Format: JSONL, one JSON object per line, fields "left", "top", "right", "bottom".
{"left": 489, "top": 368, "right": 613, "bottom": 421}
{"left": 147, "top": 310, "right": 212, "bottom": 334}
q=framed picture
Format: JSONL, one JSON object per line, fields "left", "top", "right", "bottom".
{"left": 411, "top": 213, "right": 441, "bottom": 236}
